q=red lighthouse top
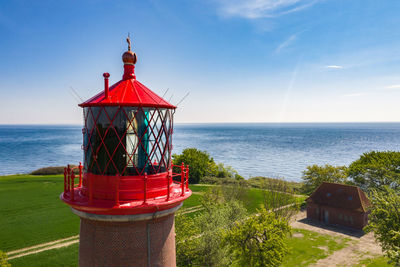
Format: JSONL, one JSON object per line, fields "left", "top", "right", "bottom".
{"left": 61, "top": 37, "right": 190, "bottom": 217}
{"left": 79, "top": 37, "right": 175, "bottom": 109}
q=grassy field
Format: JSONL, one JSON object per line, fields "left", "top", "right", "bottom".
{"left": 1, "top": 174, "right": 304, "bottom": 266}
{"left": 282, "top": 228, "right": 352, "bottom": 266}
{"left": 356, "top": 256, "right": 394, "bottom": 267}
{"left": 9, "top": 243, "right": 79, "bottom": 267}
{"left": 8, "top": 227, "right": 354, "bottom": 267}
{"left": 0, "top": 175, "right": 79, "bottom": 252}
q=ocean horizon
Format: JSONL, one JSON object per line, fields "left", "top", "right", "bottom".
{"left": 1, "top": 122, "right": 399, "bottom": 181}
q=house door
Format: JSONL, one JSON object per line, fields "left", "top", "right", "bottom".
{"left": 324, "top": 210, "right": 329, "bottom": 224}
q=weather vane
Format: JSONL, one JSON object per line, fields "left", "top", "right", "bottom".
{"left": 127, "top": 33, "right": 131, "bottom": 51}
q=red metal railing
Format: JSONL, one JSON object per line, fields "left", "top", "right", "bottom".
{"left": 171, "top": 163, "right": 190, "bottom": 197}
{"left": 63, "top": 162, "right": 189, "bottom": 205}
{"left": 63, "top": 162, "right": 83, "bottom": 202}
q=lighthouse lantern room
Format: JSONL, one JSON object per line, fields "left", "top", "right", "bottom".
{"left": 61, "top": 37, "right": 191, "bottom": 267}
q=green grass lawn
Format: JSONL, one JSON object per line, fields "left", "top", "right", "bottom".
{"left": 8, "top": 243, "right": 79, "bottom": 267}
{"left": 282, "top": 228, "right": 351, "bottom": 267}
{"left": 0, "top": 175, "right": 80, "bottom": 252}
{"left": 356, "top": 256, "right": 394, "bottom": 267}
{"left": 188, "top": 184, "right": 212, "bottom": 193}
{"left": 1, "top": 174, "right": 302, "bottom": 266}
{"left": 0, "top": 175, "right": 206, "bottom": 253}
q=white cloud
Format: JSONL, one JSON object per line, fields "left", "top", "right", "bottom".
{"left": 276, "top": 34, "right": 297, "bottom": 53}
{"left": 325, "top": 65, "right": 343, "bottom": 69}
{"left": 342, "top": 92, "right": 368, "bottom": 97}
{"left": 386, "top": 84, "right": 400, "bottom": 90}
{"left": 215, "top": 0, "right": 321, "bottom": 19}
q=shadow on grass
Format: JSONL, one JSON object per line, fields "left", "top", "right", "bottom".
{"left": 297, "top": 217, "right": 366, "bottom": 238}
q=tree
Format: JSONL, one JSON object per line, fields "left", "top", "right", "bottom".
{"left": 301, "top": 164, "right": 348, "bottom": 195}
{"left": 223, "top": 207, "right": 291, "bottom": 267}
{"left": 348, "top": 151, "right": 400, "bottom": 192}
{"left": 175, "top": 215, "right": 201, "bottom": 267}
{"left": 172, "top": 148, "right": 217, "bottom": 184}
{"left": 365, "top": 187, "right": 400, "bottom": 265}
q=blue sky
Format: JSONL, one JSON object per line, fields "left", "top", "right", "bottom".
{"left": 1, "top": 0, "right": 400, "bottom": 124}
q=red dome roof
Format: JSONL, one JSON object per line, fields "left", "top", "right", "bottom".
{"left": 79, "top": 77, "right": 175, "bottom": 109}
{"left": 80, "top": 51, "right": 175, "bottom": 109}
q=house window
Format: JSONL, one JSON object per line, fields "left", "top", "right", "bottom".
{"left": 339, "top": 214, "right": 343, "bottom": 220}
{"left": 326, "top": 193, "right": 332, "bottom": 197}
{"left": 348, "top": 196, "right": 353, "bottom": 200}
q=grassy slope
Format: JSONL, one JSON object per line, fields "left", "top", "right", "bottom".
{"left": 282, "top": 228, "right": 351, "bottom": 266}
{"left": 0, "top": 175, "right": 79, "bottom": 252}
{"left": 0, "top": 175, "right": 204, "bottom": 252}
{"left": 2, "top": 175, "right": 302, "bottom": 267}
{"left": 9, "top": 243, "right": 79, "bottom": 267}
{"left": 356, "top": 256, "right": 394, "bottom": 267}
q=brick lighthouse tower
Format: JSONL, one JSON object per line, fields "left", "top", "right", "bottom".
{"left": 61, "top": 37, "right": 191, "bottom": 267}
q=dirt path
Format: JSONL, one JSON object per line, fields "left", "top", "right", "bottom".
{"left": 7, "top": 235, "right": 79, "bottom": 260}
{"left": 291, "top": 211, "right": 383, "bottom": 266}
{"left": 6, "top": 205, "right": 205, "bottom": 260}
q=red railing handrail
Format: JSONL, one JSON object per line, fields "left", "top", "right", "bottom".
{"left": 63, "top": 162, "right": 190, "bottom": 205}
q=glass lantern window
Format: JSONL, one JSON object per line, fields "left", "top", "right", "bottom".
{"left": 82, "top": 106, "right": 173, "bottom": 176}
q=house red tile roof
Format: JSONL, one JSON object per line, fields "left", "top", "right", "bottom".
{"left": 306, "top": 182, "right": 371, "bottom": 212}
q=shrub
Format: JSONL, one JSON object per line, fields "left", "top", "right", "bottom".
{"left": 30, "top": 165, "right": 78, "bottom": 175}
{"left": 0, "top": 251, "right": 10, "bottom": 267}
{"left": 172, "top": 148, "right": 218, "bottom": 184}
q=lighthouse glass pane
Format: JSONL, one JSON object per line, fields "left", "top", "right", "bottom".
{"left": 125, "top": 107, "right": 150, "bottom": 175}
{"left": 82, "top": 106, "right": 174, "bottom": 176}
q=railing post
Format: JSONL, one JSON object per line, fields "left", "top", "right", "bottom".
{"left": 181, "top": 162, "right": 185, "bottom": 196}
{"left": 71, "top": 173, "right": 75, "bottom": 202}
{"left": 166, "top": 172, "right": 171, "bottom": 201}
{"left": 78, "top": 162, "right": 83, "bottom": 187}
{"left": 67, "top": 165, "right": 71, "bottom": 193}
{"left": 186, "top": 165, "right": 189, "bottom": 190}
{"left": 115, "top": 175, "right": 120, "bottom": 206}
{"left": 63, "top": 167, "right": 67, "bottom": 193}
{"left": 143, "top": 172, "right": 148, "bottom": 205}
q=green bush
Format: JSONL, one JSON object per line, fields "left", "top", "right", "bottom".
{"left": 30, "top": 165, "right": 78, "bottom": 175}
{"left": 200, "top": 176, "right": 248, "bottom": 186}
{"left": 173, "top": 148, "right": 217, "bottom": 184}
{"left": 0, "top": 251, "right": 10, "bottom": 267}
{"left": 173, "top": 148, "right": 242, "bottom": 184}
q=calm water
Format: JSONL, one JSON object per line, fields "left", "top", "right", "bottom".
{"left": 1, "top": 123, "right": 399, "bottom": 181}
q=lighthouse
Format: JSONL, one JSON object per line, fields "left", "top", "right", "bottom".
{"left": 61, "top": 37, "right": 191, "bottom": 267}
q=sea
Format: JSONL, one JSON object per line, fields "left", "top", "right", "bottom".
{"left": 0, "top": 123, "right": 399, "bottom": 181}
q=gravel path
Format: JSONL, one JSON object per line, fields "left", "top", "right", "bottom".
{"left": 291, "top": 211, "right": 383, "bottom": 267}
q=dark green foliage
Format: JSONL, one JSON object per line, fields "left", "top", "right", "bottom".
{"left": 365, "top": 187, "right": 400, "bottom": 265}
{"left": 248, "top": 176, "right": 302, "bottom": 193}
{"left": 223, "top": 207, "right": 291, "bottom": 267}
{"left": 173, "top": 148, "right": 217, "bottom": 184}
{"left": 348, "top": 151, "right": 400, "bottom": 192}
{"left": 30, "top": 165, "right": 80, "bottom": 175}
{"left": 176, "top": 185, "right": 248, "bottom": 267}
{"left": 173, "top": 148, "right": 242, "bottom": 184}
{"left": 300, "top": 164, "right": 348, "bottom": 195}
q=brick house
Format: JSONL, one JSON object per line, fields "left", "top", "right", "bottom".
{"left": 306, "top": 182, "right": 371, "bottom": 230}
